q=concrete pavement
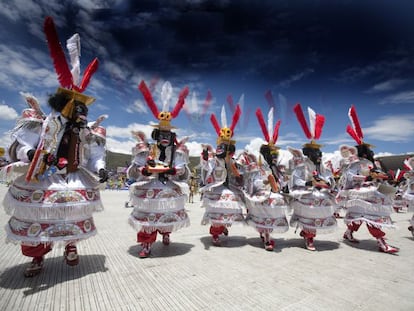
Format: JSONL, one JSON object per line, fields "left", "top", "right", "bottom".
{"left": 0, "top": 184, "right": 413, "bottom": 311}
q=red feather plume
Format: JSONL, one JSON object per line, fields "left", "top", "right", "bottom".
{"left": 264, "top": 89, "right": 275, "bottom": 109}
{"left": 229, "top": 104, "right": 242, "bottom": 133}
{"left": 44, "top": 16, "right": 73, "bottom": 89}
{"left": 346, "top": 124, "right": 363, "bottom": 145}
{"left": 255, "top": 108, "right": 270, "bottom": 142}
{"left": 293, "top": 103, "right": 312, "bottom": 139}
{"left": 226, "top": 94, "right": 235, "bottom": 113}
{"left": 171, "top": 86, "right": 189, "bottom": 118}
{"left": 314, "top": 114, "right": 325, "bottom": 139}
{"left": 210, "top": 114, "right": 221, "bottom": 136}
{"left": 202, "top": 90, "right": 212, "bottom": 114}
{"left": 397, "top": 170, "right": 406, "bottom": 181}
{"left": 348, "top": 105, "right": 364, "bottom": 140}
{"left": 78, "top": 58, "right": 99, "bottom": 92}
{"left": 272, "top": 120, "right": 281, "bottom": 144}
{"left": 138, "top": 80, "right": 159, "bottom": 119}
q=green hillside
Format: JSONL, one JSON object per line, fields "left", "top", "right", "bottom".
{"left": 106, "top": 150, "right": 200, "bottom": 171}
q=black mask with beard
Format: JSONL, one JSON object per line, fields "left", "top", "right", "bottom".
{"left": 216, "top": 143, "right": 235, "bottom": 159}
{"left": 260, "top": 144, "right": 278, "bottom": 166}
{"left": 302, "top": 147, "right": 322, "bottom": 166}
{"left": 48, "top": 92, "right": 88, "bottom": 128}
{"left": 356, "top": 144, "right": 375, "bottom": 164}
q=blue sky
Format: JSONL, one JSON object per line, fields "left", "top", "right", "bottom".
{"left": 1, "top": 0, "right": 414, "bottom": 168}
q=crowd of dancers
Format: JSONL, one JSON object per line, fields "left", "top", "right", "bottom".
{"left": 1, "top": 16, "right": 413, "bottom": 278}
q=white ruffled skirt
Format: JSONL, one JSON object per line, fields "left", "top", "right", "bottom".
{"left": 201, "top": 184, "right": 245, "bottom": 226}
{"left": 3, "top": 168, "right": 103, "bottom": 246}
{"left": 289, "top": 189, "right": 337, "bottom": 234}
{"left": 128, "top": 178, "right": 190, "bottom": 233}
{"left": 337, "top": 186, "right": 395, "bottom": 229}
{"left": 245, "top": 191, "right": 289, "bottom": 233}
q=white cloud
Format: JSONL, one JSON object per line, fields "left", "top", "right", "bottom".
{"left": 0, "top": 104, "right": 19, "bottom": 120}
{"left": 0, "top": 44, "right": 55, "bottom": 90}
{"left": 378, "top": 91, "right": 414, "bottom": 105}
{"left": 125, "top": 99, "right": 148, "bottom": 114}
{"left": 364, "top": 114, "right": 414, "bottom": 142}
{"left": 278, "top": 68, "right": 314, "bottom": 88}
{"left": 365, "top": 79, "right": 407, "bottom": 94}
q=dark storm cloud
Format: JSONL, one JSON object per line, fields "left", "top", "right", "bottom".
{"left": 3, "top": 0, "right": 414, "bottom": 89}
{"left": 74, "top": 0, "right": 414, "bottom": 86}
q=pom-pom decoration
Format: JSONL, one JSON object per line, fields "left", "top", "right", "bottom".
{"left": 210, "top": 104, "right": 242, "bottom": 145}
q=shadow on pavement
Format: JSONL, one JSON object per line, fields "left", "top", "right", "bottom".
{"left": 200, "top": 235, "right": 248, "bottom": 250}
{"left": 127, "top": 242, "right": 194, "bottom": 258}
{"left": 246, "top": 236, "right": 341, "bottom": 253}
{"left": 0, "top": 254, "right": 108, "bottom": 295}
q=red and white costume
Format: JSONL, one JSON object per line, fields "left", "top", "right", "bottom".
{"left": 402, "top": 157, "right": 414, "bottom": 236}
{"left": 288, "top": 104, "right": 337, "bottom": 251}
{"left": 241, "top": 107, "right": 289, "bottom": 251}
{"left": 129, "top": 81, "right": 190, "bottom": 258}
{"left": 336, "top": 105, "right": 399, "bottom": 253}
{"left": 2, "top": 17, "right": 105, "bottom": 276}
{"left": 200, "top": 105, "right": 245, "bottom": 246}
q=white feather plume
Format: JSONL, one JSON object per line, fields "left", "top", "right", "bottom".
{"left": 66, "top": 33, "right": 81, "bottom": 85}
{"left": 190, "top": 91, "right": 197, "bottom": 113}
{"left": 307, "top": 106, "right": 316, "bottom": 139}
{"left": 268, "top": 107, "right": 274, "bottom": 140}
{"left": 19, "top": 92, "right": 45, "bottom": 117}
{"left": 161, "top": 81, "right": 172, "bottom": 112}
{"left": 221, "top": 105, "right": 227, "bottom": 128}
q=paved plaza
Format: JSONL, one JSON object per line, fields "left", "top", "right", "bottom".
{"left": 0, "top": 184, "right": 413, "bottom": 311}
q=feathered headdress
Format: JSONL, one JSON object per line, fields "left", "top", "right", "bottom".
{"left": 138, "top": 80, "right": 189, "bottom": 130}
{"left": 388, "top": 168, "right": 406, "bottom": 183}
{"left": 44, "top": 16, "right": 98, "bottom": 109}
{"left": 403, "top": 157, "right": 414, "bottom": 171}
{"left": 256, "top": 107, "right": 281, "bottom": 149}
{"left": 346, "top": 105, "right": 374, "bottom": 148}
{"left": 131, "top": 130, "right": 149, "bottom": 155}
{"left": 210, "top": 104, "right": 242, "bottom": 145}
{"left": 88, "top": 114, "right": 108, "bottom": 140}
{"left": 18, "top": 92, "right": 45, "bottom": 123}
{"left": 176, "top": 136, "right": 190, "bottom": 153}
{"left": 293, "top": 103, "right": 325, "bottom": 149}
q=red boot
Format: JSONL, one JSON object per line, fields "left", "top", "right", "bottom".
{"left": 139, "top": 243, "right": 151, "bottom": 258}
{"left": 343, "top": 229, "right": 359, "bottom": 243}
{"left": 64, "top": 244, "right": 79, "bottom": 266}
{"left": 212, "top": 235, "right": 221, "bottom": 246}
{"left": 300, "top": 230, "right": 316, "bottom": 251}
{"left": 162, "top": 233, "right": 170, "bottom": 246}
{"left": 377, "top": 238, "right": 399, "bottom": 254}
{"left": 24, "top": 256, "right": 44, "bottom": 277}
{"left": 264, "top": 240, "right": 274, "bottom": 251}
{"left": 305, "top": 237, "right": 316, "bottom": 251}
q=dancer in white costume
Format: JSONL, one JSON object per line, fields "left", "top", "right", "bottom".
{"left": 200, "top": 105, "right": 245, "bottom": 246}
{"left": 82, "top": 115, "right": 108, "bottom": 182}
{"left": 288, "top": 104, "right": 337, "bottom": 251}
{"left": 402, "top": 157, "right": 414, "bottom": 237}
{"left": 336, "top": 105, "right": 399, "bottom": 253}
{"left": 2, "top": 17, "right": 107, "bottom": 277}
{"left": 389, "top": 168, "right": 408, "bottom": 213}
{"left": 128, "top": 81, "right": 190, "bottom": 258}
{"left": 241, "top": 107, "right": 289, "bottom": 251}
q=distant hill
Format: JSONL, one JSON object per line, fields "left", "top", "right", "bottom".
{"left": 106, "top": 150, "right": 414, "bottom": 174}
{"left": 106, "top": 150, "right": 200, "bottom": 171}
